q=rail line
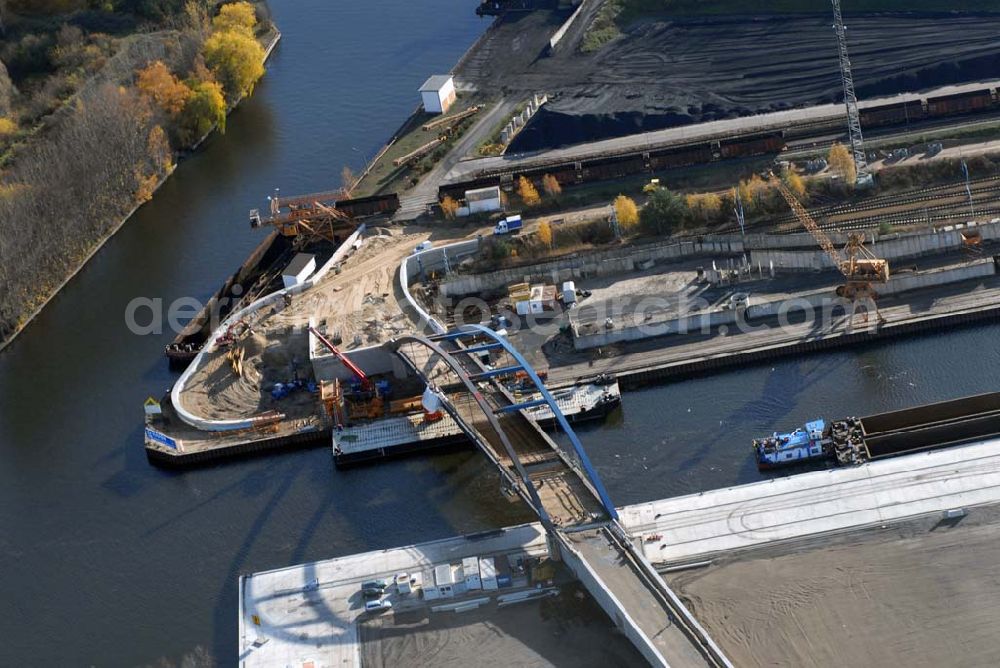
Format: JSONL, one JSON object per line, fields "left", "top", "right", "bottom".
{"left": 720, "top": 176, "right": 1000, "bottom": 235}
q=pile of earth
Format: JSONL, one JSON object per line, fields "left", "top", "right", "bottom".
{"left": 460, "top": 12, "right": 1000, "bottom": 152}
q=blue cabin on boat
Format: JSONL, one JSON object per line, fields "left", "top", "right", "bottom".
{"left": 753, "top": 419, "right": 829, "bottom": 469}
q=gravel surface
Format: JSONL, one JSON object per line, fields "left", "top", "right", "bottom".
{"left": 668, "top": 508, "right": 1000, "bottom": 668}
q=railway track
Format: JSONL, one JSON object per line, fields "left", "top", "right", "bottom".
{"left": 721, "top": 176, "right": 1000, "bottom": 235}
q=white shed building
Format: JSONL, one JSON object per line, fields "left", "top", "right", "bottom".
{"left": 420, "top": 75, "right": 456, "bottom": 114}
{"left": 281, "top": 253, "right": 316, "bottom": 289}
{"left": 465, "top": 186, "right": 502, "bottom": 215}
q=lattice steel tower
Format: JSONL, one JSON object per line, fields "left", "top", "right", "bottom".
{"left": 831, "top": 0, "right": 871, "bottom": 186}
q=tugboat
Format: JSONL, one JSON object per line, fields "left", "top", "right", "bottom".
{"left": 753, "top": 419, "right": 831, "bottom": 470}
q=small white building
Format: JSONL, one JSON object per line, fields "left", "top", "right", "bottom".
{"left": 465, "top": 186, "right": 502, "bottom": 215}
{"left": 479, "top": 557, "right": 498, "bottom": 591}
{"left": 461, "top": 556, "right": 482, "bottom": 591}
{"left": 420, "top": 75, "right": 456, "bottom": 115}
{"left": 281, "top": 253, "right": 316, "bottom": 289}
{"left": 423, "top": 564, "right": 461, "bottom": 601}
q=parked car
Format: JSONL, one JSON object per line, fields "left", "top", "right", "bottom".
{"left": 361, "top": 579, "right": 389, "bottom": 590}
{"left": 364, "top": 598, "right": 393, "bottom": 613}
{"left": 362, "top": 586, "right": 385, "bottom": 598}
{"left": 412, "top": 241, "right": 434, "bottom": 254}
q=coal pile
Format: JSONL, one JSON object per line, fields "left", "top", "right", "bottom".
{"left": 460, "top": 12, "right": 1000, "bottom": 152}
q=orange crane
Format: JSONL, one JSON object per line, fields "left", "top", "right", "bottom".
{"left": 250, "top": 191, "right": 356, "bottom": 244}
{"left": 770, "top": 173, "right": 889, "bottom": 322}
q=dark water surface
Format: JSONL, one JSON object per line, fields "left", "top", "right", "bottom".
{"left": 1, "top": 2, "right": 999, "bottom": 666}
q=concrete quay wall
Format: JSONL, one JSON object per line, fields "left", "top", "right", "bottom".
{"left": 572, "top": 259, "right": 997, "bottom": 350}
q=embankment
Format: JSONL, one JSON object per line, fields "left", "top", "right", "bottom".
{"left": 0, "top": 27, "right": 281, "bottom": 354}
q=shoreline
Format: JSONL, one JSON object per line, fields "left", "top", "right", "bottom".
{"left": 0, "top": 28, "right": 282, "bottom": 356}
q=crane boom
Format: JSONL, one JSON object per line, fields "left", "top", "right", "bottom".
{"left": 309, "top": 325, "right": 370, "bottom": 384}
{"left": 772, "top": 179, "right": 846, "bottom": 273}
{"left": 831, "top": 0, "right": 870, "bottom": 184}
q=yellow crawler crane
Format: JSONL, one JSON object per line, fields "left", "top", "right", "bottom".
{"left": 770, "top": 173, "right": 889, "bottom": 323}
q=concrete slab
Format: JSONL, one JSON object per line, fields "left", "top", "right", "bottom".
{"left": 238, "top": 524, "right": 548, "bottom": 668}
{"left": 621, "top": 436, "right": 1000, "bottom": 563}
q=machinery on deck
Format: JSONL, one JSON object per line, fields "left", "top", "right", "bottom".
{"left": 771, "top": 173, "right": 890, "bottom": 322}
{"left": 250, "top": 190, "right": 357, "bottom": 245}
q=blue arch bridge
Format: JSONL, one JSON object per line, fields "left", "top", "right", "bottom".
{"left": 391, "top": 325, "right": 732, "bottom": 668}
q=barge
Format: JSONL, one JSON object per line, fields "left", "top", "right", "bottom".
{"left": 333, "top": 380, "right": 621, "bottom": 467}
{"left": 753, "top": 391, "right": 1000, "bottom": 471}
{"left": 164, "top": 233, "right": 336, "bottom": 368}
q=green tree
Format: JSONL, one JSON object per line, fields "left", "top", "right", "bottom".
{"left": 640, "top": 188, "right": 687, "bottom": 236}
{"left": 212, "top": 1, "right": 257, "bottom": 36}
{"left": 203, "top": 29, "right": 264, "bottom": 103}
{"left": 179, "top": 80, "right": 225, "bottom": 146}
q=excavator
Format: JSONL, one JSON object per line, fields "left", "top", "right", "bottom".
{"left": 769, "top": 171, "right": 890, "bottom": 324}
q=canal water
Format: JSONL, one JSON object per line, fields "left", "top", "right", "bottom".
{"left": 0, "top": 2, "right": 998, "bottom": 666}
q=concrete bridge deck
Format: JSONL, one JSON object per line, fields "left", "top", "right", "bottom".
{"left": 392, "top": 326, "right": 729, "bottom": 667}
{"left": 621, "top": 436, "right": 1000, "bottom": 565}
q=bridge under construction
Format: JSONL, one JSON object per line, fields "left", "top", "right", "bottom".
{"left": 391, "top": 324, "right": 731, "bottom": 668}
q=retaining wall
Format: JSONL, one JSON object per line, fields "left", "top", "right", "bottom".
{"left": 171, "top": 226, "right": 367, "bottom": 432}
{"left": 399, "top": 238, "right": 481, "bottom": 335}
{"left": 441, "top": 238, "right": 745, "bottom": 297}
{"left": 753, "top": 220, "right": 1000, "bottom": 272}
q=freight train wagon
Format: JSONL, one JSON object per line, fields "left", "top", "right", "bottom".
{"left": 334, "top": 193, "right": 401, "bottom": 218}
{"left": 859, "top": 99, "right": 925, "bottom": 128}
{"left": 437, "top": 132, "right": 784, "bottom": 203}
{"left": 926, "top": 89, "right": 996, "bottom": 117}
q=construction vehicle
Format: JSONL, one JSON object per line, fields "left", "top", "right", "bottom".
{"left": 770, "top": 172, "right": 890, "bottom": 322}
{"left": 215, "top": 319, "right": 254, "bottom": 348}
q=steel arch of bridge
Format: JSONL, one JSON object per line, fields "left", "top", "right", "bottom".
{"left": 392, "top": 325, "right": 618, "bottom": 523}
{"left": 391, "top": 332, "right": 555, "bottom": 527}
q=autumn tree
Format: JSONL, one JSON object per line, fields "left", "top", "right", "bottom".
{"left": 542, "top": 173, "right": 561, "bottom": 198}
{"left": 137, "top": 61, "right": 192, "bottom": 118}
{"left": 685, "top": 193, "right": 723, "bottom": 221}
{"left": 212, "top": 1, "right": 257, "bottom": 36}
{"left": 517, "top": 176, "right": 540, "bottom": 207}
{"left": 179, "top": 80, "right": 225, "bottom": 145}
{"left": 737, "top": 174, "right": 771, "bottom": 212}
{"left": 613, "top": 194, "right": 638, "bottom": 230}
{"left": 203, "top": 30, "right": 264, "bottom": 103}
{"left": 440, "top": 195, "right": 459, "bottom": 220}
{"left": 537, "top": 220, "right": 552, "bottom": 248}
{"left": 828, "top": 142, "right": 857, "bottom": 184}
{"left": 784, "top": 170, "right": 807, "bottom": 201}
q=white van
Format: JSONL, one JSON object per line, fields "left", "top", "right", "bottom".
{"left": 364, "top": 598, "right": 392, "bottom": 613}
